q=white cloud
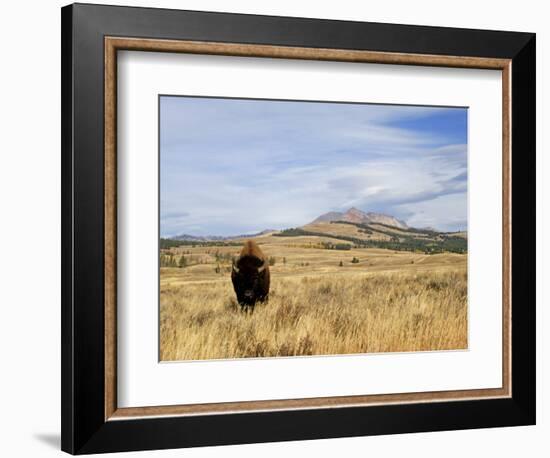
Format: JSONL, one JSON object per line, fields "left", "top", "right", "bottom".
{"left": 160, "top": 97, "right": 467, "bottom": 236}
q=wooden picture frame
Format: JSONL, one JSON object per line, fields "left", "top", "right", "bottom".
{"left": 62, "top": 3, "right": 535, "bottom": 454}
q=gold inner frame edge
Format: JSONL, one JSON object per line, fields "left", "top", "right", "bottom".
{"left": 104, "top": 37, "right": 512, "bottom": 421}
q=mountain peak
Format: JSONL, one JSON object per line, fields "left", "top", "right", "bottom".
{"left": 342, "top": 207, "right": 369, "bottom": 223}
{"left": 312, "top": 207, "right": 408, "bottom": 229}
{"left": 345, "top": 207, "right": 367, "bottom": 216}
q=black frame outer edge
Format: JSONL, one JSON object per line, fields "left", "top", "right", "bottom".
{"left": 61, "top": 4, "right": 74, "bottom": 455}
{"left": 61, "top": 3, "right": 536, "bottom": 454}
{"left": 510, "top": 36, "right": 536, "bottom": 423}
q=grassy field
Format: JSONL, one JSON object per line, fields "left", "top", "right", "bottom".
{"left": 160, "top": 236, "right": 467, "bottom": 361}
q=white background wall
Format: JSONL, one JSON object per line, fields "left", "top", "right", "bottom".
{"left": 0, "top": 1, "right": 545, "bottom": 456}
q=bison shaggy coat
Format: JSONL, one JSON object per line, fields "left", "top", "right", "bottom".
{"left": 231, "top": 240, "right": 270, "bottom": 309}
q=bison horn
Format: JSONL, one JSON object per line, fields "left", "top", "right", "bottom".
{"left": 232, "top": 263, "right": 240, "bottom": 274}
{"left": 258, "top": 261, "right": 266, "bottom": 273}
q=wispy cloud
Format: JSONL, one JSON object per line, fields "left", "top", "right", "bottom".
{"left": 160, "top": 96, "right": 467, "bottom": 236}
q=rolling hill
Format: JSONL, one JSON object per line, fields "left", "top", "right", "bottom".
{"left": 165, "top": 208, "right": 467, "bottom": 254}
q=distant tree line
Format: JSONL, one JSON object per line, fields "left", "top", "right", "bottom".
{"left": 320, "top": 242, "right": 352, "bottom": 251}
{"left": 160, "top": 253, "right": 184, "bottom": 268}
{"left": 274, "top": 226, "right": 467, "bottom": 254}
{"left": 160, "top": 238, "right": 242, "bottom": 249}
{"left": 370, "top": 222, "right": 439, "bottom": 236}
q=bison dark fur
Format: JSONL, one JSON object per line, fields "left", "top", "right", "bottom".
{"left": 231, "top": 240, "right": 270, "bottom": 310}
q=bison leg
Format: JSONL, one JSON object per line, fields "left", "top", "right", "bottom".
{"left": 240, "top": 303, "right": 254, "bottom": 314}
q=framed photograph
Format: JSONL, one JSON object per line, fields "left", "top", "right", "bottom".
{"left": 61, "top": 3, "right": 536, "bottom": 454}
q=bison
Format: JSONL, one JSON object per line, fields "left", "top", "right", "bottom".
{"left": 231, "top": 240, "right": 270, "bottom": 310}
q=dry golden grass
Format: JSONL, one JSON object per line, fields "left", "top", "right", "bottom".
{"left": 160, "top": 262, "right": 467, "bottom": 361}
{"left": 163, "top": 240, "right": 466, "bottom": 284}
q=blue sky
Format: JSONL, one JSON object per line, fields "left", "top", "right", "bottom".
{"left": 160, "top": 96, "right": 467, "bottom": 237}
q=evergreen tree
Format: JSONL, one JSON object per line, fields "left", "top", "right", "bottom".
{"left": 178, "top": 255, "right": 187, "bottom": 268}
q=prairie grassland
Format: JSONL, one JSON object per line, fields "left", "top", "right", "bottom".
{"left": 160, "top": 245, "right": 467, "bottom": 361}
